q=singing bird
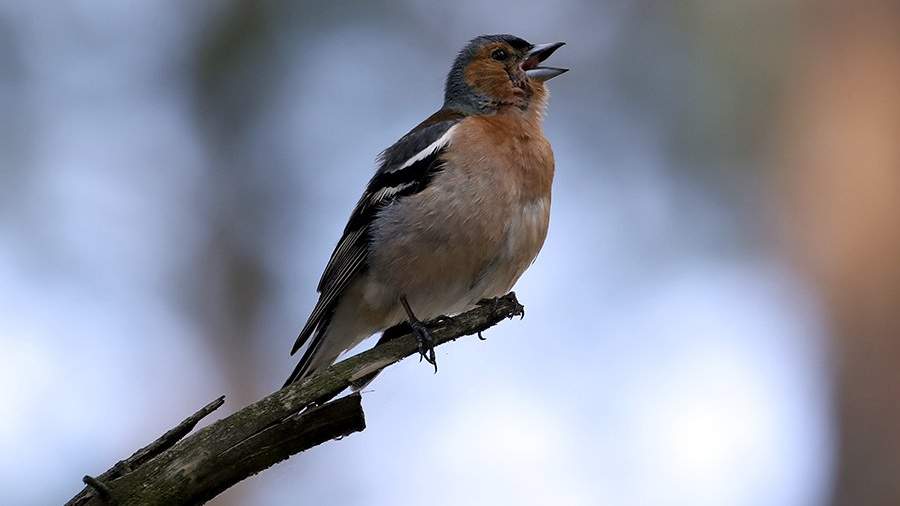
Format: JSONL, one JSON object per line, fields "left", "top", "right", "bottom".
{"left": 285, "top": 34, "right": 567, "bottom": 387}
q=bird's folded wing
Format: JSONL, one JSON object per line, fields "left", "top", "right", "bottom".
{"left": 291, "top": 109, "right": 466, "bottom": 355}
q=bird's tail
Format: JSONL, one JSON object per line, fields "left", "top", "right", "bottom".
{"left": 284, "top": 319, "right": 339, "bottom": 388}
{"left": 284, "top": 303, "right": 385, "bottom": 388}
{"left": 347, "top": 322, "right": 409, "bottom": 391}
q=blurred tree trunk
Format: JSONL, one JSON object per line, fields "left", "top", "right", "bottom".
{"left": 776, "top": 2, "right": 900, "bottom": 504}
{"left": 184, "top": 2, "right": 280, "bottom": 505}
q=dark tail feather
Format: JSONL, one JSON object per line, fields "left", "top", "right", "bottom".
{"left": 348, "top": 322, "right": 410, "bottom": 391}
{"left": 283, "top": 354, "right": 310, "bottom": 388}
{"left": 283, "top": 316, "right": 334, "bottom": 388}
{"left": 291, "top": 305, "right": 324, "bottom": 356}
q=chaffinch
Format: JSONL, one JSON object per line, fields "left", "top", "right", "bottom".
{"left": 285, "top": 34, "right": 567, "bottom": 387}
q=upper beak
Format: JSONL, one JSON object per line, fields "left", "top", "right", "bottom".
{"left": 523, "top": 42, "right": 568, "bottom": 82}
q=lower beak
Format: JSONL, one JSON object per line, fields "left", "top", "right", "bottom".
{"left": 523, "top": 42, "right": 569, "bottom": 82}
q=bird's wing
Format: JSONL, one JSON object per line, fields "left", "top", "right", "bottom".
{"left": 290, "top": 109, "right": 466, "bottom": 356}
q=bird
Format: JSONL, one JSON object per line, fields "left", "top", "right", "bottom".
{"left": 284, "top": 34, "right": 567, "bottom": 388}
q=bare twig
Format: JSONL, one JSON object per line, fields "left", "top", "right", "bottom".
{"left": 66, "top": 293, "right": 524, "bottom": 506}
{"left": 67, "top": 396, "right": 226, "bottom": 506}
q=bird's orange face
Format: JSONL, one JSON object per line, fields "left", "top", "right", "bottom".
{"left": 464, "top": 41, "right": 533, "bottom": 108}
{"left": 463, "top": 40, "right": 567, "bottom": 111}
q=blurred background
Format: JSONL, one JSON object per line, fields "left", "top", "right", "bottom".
{"left": 3, "top": 1, "right": 899, "bottom": 505}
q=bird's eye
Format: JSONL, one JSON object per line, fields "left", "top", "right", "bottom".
{"left": 491, "top": 48, "right": 508, "bottom": 61}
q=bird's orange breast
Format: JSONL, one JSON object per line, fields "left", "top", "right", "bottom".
{"left": 442, "top": 109, "right": 554, "bottom": 296}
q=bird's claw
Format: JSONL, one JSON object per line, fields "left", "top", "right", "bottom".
{"left": 410, "top": 320, "right": 438, "bottom": 373}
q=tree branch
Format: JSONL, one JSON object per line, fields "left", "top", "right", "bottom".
{"left": 67, "top": 293, "right": 525, "bottom": 506}
{"left": 68, "top": 396, "right": 227, "bottom": 506}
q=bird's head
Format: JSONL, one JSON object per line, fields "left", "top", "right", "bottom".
{"left": 444, "top": 34, "right": 567, "bottom": 115}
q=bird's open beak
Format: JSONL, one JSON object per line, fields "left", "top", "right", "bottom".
{"left": 523, "top": 42, "right": 568, "bottom": 82}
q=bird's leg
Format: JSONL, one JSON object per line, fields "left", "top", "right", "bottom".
{"left": 400, "top": 295, "right": 437, "bottom": 373}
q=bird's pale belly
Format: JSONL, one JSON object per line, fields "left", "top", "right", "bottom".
{"left": 365, "top": 192, "right": 550, "bottom": 324}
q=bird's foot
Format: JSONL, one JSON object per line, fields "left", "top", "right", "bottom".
{"left": 410, "top": 319, "right": 438, "bottom": 373}
{"left": 400, "top": 295, "right": 439, "bottom": 373}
